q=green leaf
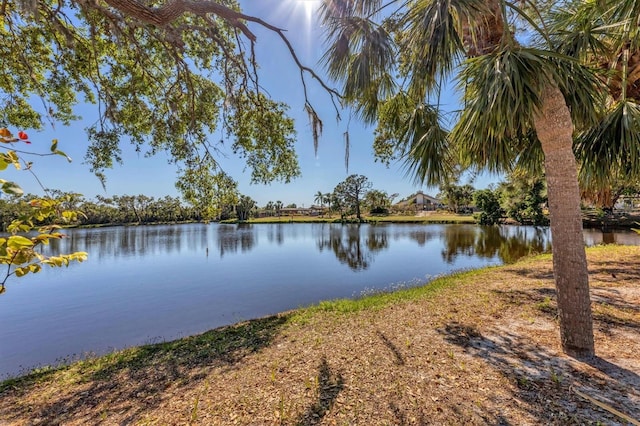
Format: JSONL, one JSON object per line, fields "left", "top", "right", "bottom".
{"left": 62, "top": 211, "right": 76, "bottom": 221}
{"left": 14, "top": 267, "right": 28, "bottom": 277}
{"left": 1, "top": 181, "right": 23, "bottom": 196}
{"left": 7, "top": 235, "right": 33, "bottom": 249}
{"left": 5, "top": 151, "right": 20, "bottom": 169}
{"left": 53, "top": 150, "right": 72, "bottom": 162}
{"left": 50, "top": 139, "right": 58, "bottom": 152}
{"left": 70, "top": 251, "right": 88, "bottom": 262}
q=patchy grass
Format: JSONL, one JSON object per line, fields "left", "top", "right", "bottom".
{"left": 225, "top": 212, "right": 476, "bottom": 225}
{"left": 239, "top": 216, "right": 334, "bottom": 223}
{"left": 300, "top": 268, "right": 489, "bottom": 316}
{"left": 1, "top": 246, "right": 639, "bottom": 425}
{"left": 367, "top": 213, "right": 476, "bottom": 224}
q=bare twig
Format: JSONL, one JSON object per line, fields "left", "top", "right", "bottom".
{"left": 571, "top": 384, "right": 640, "bottom": 426}
{"left": 94, "top": 0, "right": 343, "bottom": 113}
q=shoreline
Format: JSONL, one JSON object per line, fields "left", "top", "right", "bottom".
{"left": 1, "top": 245, "right": 639, "bottom": 424}
{"left": 66, "top": 213, "right": 640, "bottom": 229}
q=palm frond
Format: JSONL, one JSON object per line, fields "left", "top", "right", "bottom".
{"left": 576, "top": 100, "right": 640, "bottom": 188}
{"left": 547, "top": 0, "right": 640, "bottom": 104}
{"left": 401, "top": 0, "right": 487, "bottom": 98}
{"left": 320, "top": 0, "right": 386, "bottom": 23}
{"left": 610, "top": 0, "right": 640, "bottom": 25}
{"left": 401, "top": 104, "right": 452, "bottom": 186}
{"left": 512, "top": 131, "right": 545, "bottom": 177}
{"left": 545, "top": 1, "right": 611, "bottom": 60}
{"left": 547, "top": 54, "right": 605, "bottom": 129}
{"left": 452, "top": 45, "right": 603, "bottom": 171}
{"left": 451, "top": 47, "right": 546, "bottom": 171}
{"left": 372, "top": 91, "right": 451, "bottom": 185}
{"left": 321, "top": 15, "right": 397, "bottom": 123}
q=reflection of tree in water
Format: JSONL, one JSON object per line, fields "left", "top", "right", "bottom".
{"left": 407, "top": 229, "right": 440, "bottom": 246}
{"left": 46, "top": 225, "right": 187, "bottom": 260}
{"left": 216, "top": 223, "right": 256, "bottom": 258}
{"left": 317, "top": 224, "right": 389, "bottom": 270}
{"left": 266, "top": 223, "right": 285, "bottom": 245}
{"left": 602, "top": 231, "right": 615, "bottom": 245}
{"left": 366, "top": 226, "right": 389, "bottom": 253}
{"left": 495, "top": 227, "right": 550, "bottom": 263}
{"left": 441, "top": 225, "right": 551, "bottom": 264}
{"left": 440, "top": 225, "right": 478, "bottom": 263}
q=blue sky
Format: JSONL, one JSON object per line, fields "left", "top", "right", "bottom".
{"left": 4, "top": 0, "right": 498, "bottom": 207}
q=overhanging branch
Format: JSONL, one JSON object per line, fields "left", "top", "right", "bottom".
{"left": 102, "top": 0, "right": 257, "bottom": 41}
{"left": 96, "top": 0, "right": 343, "bottom": 125}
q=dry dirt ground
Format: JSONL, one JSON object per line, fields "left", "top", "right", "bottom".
{"left": 1, "top": 245, "right": 639, "bottom": 425}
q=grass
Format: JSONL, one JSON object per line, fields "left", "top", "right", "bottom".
{"left": 224, "top": 212, "right": 476, "bottom": 225}
{"left": 300, "top": 269, "right": 485, "bottom": 316}
{"left": 1, "top": 246, "right": 639, "bottom": 425}
{"left": 367, "top": 213, "right": 476, "bottom": 224}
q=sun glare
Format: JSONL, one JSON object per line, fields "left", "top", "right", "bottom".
{"left": 299, "top": 0, "right": 319, "bottom": 24}
{"left": 268, "top": 0, "right": 321, "bottom": 60}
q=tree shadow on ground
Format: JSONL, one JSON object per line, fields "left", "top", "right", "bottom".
{"left": 377, "top": 330, "right": 405, "bottom": 365}
{"left": 508, "top": 266, "right": 554, "bottom": 281}
{"left": 493, "top": 284, "right": 640, "bottom": 332}
{"left": 295, "top": 356, "right": 344, "bottom": 425}
{"left": 1, "top": 314, "right": 290, "bottom": 424}
{"left": 587, "top": 258, "right": 640, "bottom": 281}
{"left": 509, "top": 256, "right": 640, "bottom": 284}
{"left": 437, "top": 321, "right": 640, "bottom": 424}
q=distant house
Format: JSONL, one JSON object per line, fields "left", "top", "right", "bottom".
{"left": 279, "top": 206, "right": 324, "bottom": 216}
{"left": 614, "top": 195, "right": 640, "bottom": 212}
{"left": 395, "top": 191, "right": 442, "bottom": 211}
{"left": 414, "top": 191, "right": 441, "bottom": 209}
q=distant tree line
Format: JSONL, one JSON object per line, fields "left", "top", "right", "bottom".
{"left": 0, "top": 191, "right": 262, "bottom": 230}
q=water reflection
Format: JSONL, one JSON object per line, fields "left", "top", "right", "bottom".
{"left": 440, "top": 225, "right": 550, "bottom": 264}
{"left": 316, "top": 224, "right": 390, "bottom": 270}
{"left": 48, "top": 225, "right": 191, "bottom": 261}
{"left": 40, "top": 223, "right": 634, "bottom": 269}
{"left": 216, "top": 224, "right": 256, "bottom": 258}
{"left": 313, "top": 224, "right": 554, "bottom": 270}
{"left": 440, "top": 225, "right": 478, "bottom": 263}
{"left": 267, "top": 223, "right": 285, "bottom": 245}
{"left": 406, "top": 228, "right": 440, "bottom": 246}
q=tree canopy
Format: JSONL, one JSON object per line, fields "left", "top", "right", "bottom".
{"left": 333, "top": 174, "right": 372, "bottom": 220}
{"left": 0, "top": 0, "right": 338, "bottom": 194}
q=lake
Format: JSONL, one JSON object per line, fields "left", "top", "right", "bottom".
{"left": 1, "top": 223, "right": 638, "bottom": 378}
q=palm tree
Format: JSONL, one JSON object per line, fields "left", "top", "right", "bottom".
{"left": 236, "top": 195, "right": 256, "bottom": 222}
{"left": 314, "top": 190, "right": 325, "bottom": 208}
{"left": 265, "top": 201, "right": 275, "bottom": 217}
{"left": 322, "top": 193, "right": 332, "bottom": 217}
{"left": 319, "top": 0, "right": 629, "bottom": 358}
{"left": 553, "top": 1, "right": 640, "bottom": 210}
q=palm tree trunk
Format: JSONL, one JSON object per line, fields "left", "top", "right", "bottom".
{"left": 533, "top": 81, "right": 595, "bottom": 358}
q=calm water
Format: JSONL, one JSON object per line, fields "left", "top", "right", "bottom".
{"left": 1, "top": 223, "right": 638, "bottom": 378}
